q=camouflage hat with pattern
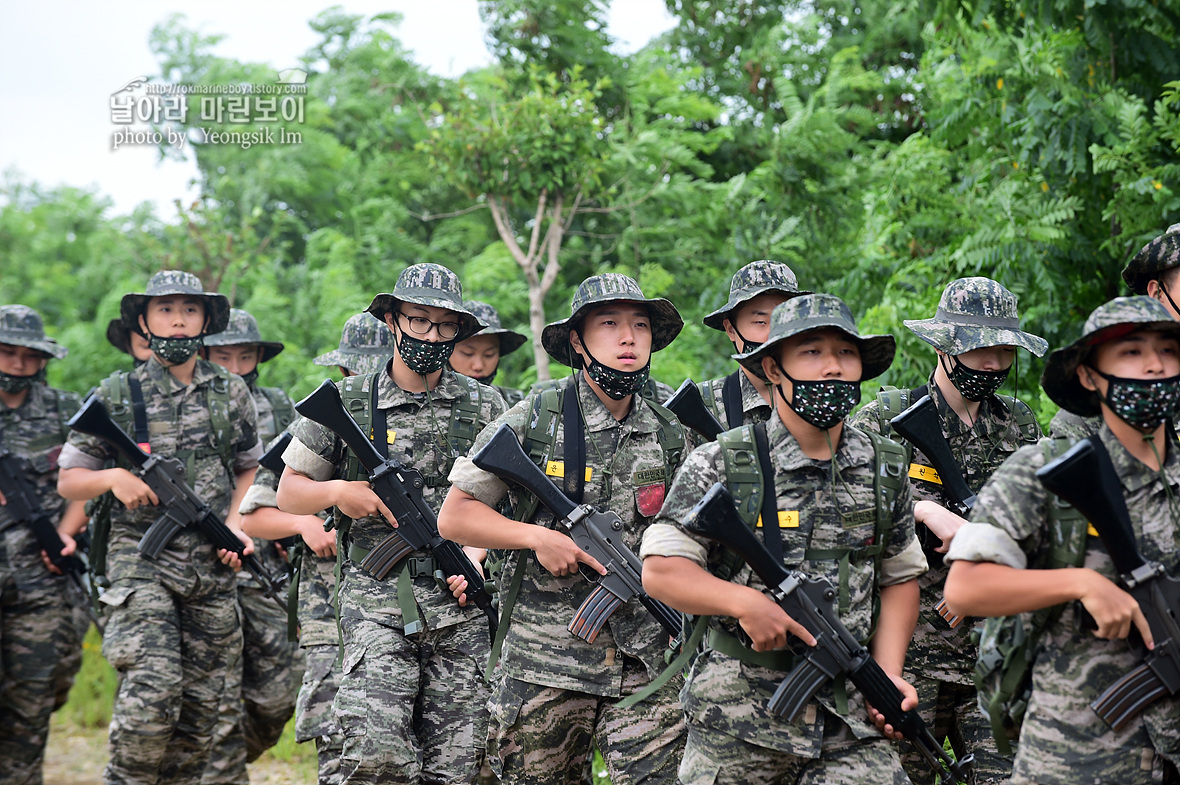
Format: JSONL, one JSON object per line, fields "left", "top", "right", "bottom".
{"left": 903, "top": 277, "right": 1048, "bottom": 357}
{"left": 1121, "top": 224, "right": 1180, "bottom": 294}
{"left": 462, "top": 300, "right": 527, "bottom": 355}
{"left": 541, "top": 273, "right": 684, "bottom": 367}
{"left": 119, "top": 270, "right": 231, "bottom": 335}
{"left": 0, "top": 305, "right": 67, "bottom": 359}
{"left": 734, "top": 293, "right": 895, "bottom": 381}
{"left": 313, "top": 313, "right": 396, "bottom": 374}
{"left": 201, "top": 308, "right": 285, "bottom": 362}
{"left": 365, "top": 263, "right": 484, "bottom": 342}
{"left": 1041, "top": 296, "right": 1180, "bottom": 417}
{"left": 702, "top": 260, "right": 806, "bottom": 330}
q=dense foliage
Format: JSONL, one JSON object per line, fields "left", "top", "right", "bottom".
{"left": 3, "top": 0, "right": 1179, "bottom": 425}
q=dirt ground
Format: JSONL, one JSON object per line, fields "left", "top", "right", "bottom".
{"left": 42, "top": 718, "right": 315, "bottom": 785}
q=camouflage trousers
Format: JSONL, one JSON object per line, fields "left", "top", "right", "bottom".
{"left": 487, "top": 656, "right": 685, "bottom": 785}
{"left": 100, "top": 578, "right": 242, "bottom": 785}
{"left": 898, "top": 674, "right": 1011, "bottom": 785}
{"left": 335, "top": 615, "right": 491, "bottom": 784}
{"left": 678, "top": 715, "right": 909, "bottom": 785}
{"left": 296, "top": 643, "right": 344, "bottom": 785}
{"left": 0, "top": 578, "right": 87, "bottom": 785}
{"left": 201, "top": 582, "right": 303, "bottom": 785}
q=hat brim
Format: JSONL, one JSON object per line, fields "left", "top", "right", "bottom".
{"left": 702, "top": 287, "right": 810, "bottom": 331}
{"left": 120, "top": 291, "right": 231, "bottom": 336}
{"left": 365, "top": 294, "right": 484, "bottom": 342}
{"left": 903, "top": 318, "right": 1049, "bottom": 357}
{"left": 541, "top": 297, "right": 684, "bottom": 367}
{"left": 313, "top": 348, "right": 394, "bottom": 375}
{"left": 734, "top": 322, "right": 895, "bottom": 383}
{"left": 491, "top": 329, "right": 528, "bottom": 356}
{"left": 1, "top": 335, "right": 67, "bottom": 360}
{"left": 1042, "top": 319, "right": 1180, "bottom": 416}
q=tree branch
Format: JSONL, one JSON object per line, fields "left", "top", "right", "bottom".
{"left": 525, "top": 188, "right": 548, "bottom": 262}
{"left": 488, "top": 196, "right": 531, "bottom": 270}
{"left": 410, "top": 203, "right": 488, "bottom": 222}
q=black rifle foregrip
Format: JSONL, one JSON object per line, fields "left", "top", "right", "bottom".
{"left": 259, "top": 432, "right": 292, "bottom": 475}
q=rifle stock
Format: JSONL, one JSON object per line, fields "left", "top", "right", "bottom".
{"left": 666, "top": 379, "right": 724, "bottom": 441}
{"left": 259, "top": 432, "right": 292, "bottom": 476}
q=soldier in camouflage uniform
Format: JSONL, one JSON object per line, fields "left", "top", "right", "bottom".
{"left": 1050, "top": 224, "right": 1180, "bottom": 440}
{"left": 944, "top": 296, "right": 1180, "bottom": 784}
{"left": 200, "top": 309, "right": 302, "bottom": 784}
{"left": 57, "top": 271, "right": 262, "bottom": 785}
{"left": 238, "top": 312, "right": 394, "bottom": 785}
{"left": 107, "top": 318, "right": 154, "bottom": 365}
{"left": 440, "top": 273, "right": 689, "bottom": 785}
{"left": 450, "top": 299, "right": 529, "bottom": 407}
{"left": 0, "top": 305, "right": 88, "bottom": 785}
{"left": 697, "top": 260, "right": 806, "bottom": 431}
{"left": 277, "top": 264, "right": 507, "bottom": 785}
{"left": 641, "top": 293, "right": 927, "bottom": 785}
{"left": 848, "top": 276, "right": 1047, "bottom": 784}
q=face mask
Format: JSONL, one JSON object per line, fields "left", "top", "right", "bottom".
{"left": 576, "top": 333, "right": 649, "bottom": 400}
{"left": 944, "top": 355, "right": 1009, "bottom": 402}
{"left": 1090, "top": 368, "right": 1180, "bottom": 432}
{"left": 397, "top": 333, "right": 455, "bottom": 375}
{"left": 149, "top": 334, "right": 203, "bottom": 365}
{"left": 241, "top": 369, "right": 260, "bottom": 388}
{"left": 0, "top": 367, "right": 44, "bottom": 393}
{"left": 731, "top": 325, "right": 761, "bottom": 354}
{"left": 774, "top": 363, "right": 861, "bottom": 430}
{"left": 473, "top": 370, "right": 497, "bottom": 385}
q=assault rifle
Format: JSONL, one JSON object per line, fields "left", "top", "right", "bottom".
{"left": 0, "top": 441, "right": 102, "bottom": 628}
{"left": 665, "top": 380, "right": 724, "bottom": 441}
{"left": 68, "top": 395, "right": 288, "bottom": 613}
{"left": 294, "top": 380, "right": 497, "bottom": 631}
{"left": 889, "top": 394, "right": 974, "bottom": 627}
{"left": 471, "top": 424, "right": 682, "bottom": 643}
{"left": 1037, "top": 435, "right": 1180, "bottom": 731}
{"left": 683, "top": 482, "right": 972, "bottom": 785}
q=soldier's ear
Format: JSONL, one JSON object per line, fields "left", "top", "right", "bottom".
{"left": 138, "top": 314, "right": 149, "bottom": 336}
{"left": 762, "top": 354, "right": 783, "bottom": 384}
{"left": 722, "top": 317, "right": 739, "bottom": 344}
{"left": 1078, "top": 365, "right": 1098, "bottom": 392}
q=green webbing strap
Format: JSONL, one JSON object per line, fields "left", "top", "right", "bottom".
{"left": 802, "top": 545, "right": 885, "bottom": 615}
{"left": 484, "top": 552, "right": 529, "bottom": 680}
{"left": 615, "top": 614, "right": 710, "bottom": 710}
{"left": 998, "top": 394, "right": 1041, "bottom": 444}
{"left": 446, "top": 374, "right": 482, "bottom": 459}
{"left": 287, "top": 541, "right": 303, "bottom": 641}
{"left": 397, "top": 567, "right": 423, "bottom": 636}
{"left": 705, "top": 627, "right": 797, "bottom": 670}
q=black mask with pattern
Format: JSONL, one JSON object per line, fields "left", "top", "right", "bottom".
{"left": 240, "top": 369, "right": 260, "bottom": 388}
{"left": 774, "top": 362, "right": 861, "bottom": 430}
{"left": 397, "top": 333, "right": 455, "bottom": 375}
{"left": 1089, "top": 368, "right": 1180, "bottom": 432}
{"left": 148, "top": 334, "right": 203, "bottom": 366}
{"left": 943, "top": 355, "right": 1010, "bottom": 402}
{"left": 575, "top": 331, "right": 650, "bottom": 400}
{"left": 0, "top": 367, "right": 45, "bottom": 393}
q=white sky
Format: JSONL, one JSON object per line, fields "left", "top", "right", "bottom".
{"left": 0, "top": 1, "right": 674, "bottom": 218}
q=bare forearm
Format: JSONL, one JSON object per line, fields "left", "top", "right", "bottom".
{"left": 241, "top": 506, "right": 321, "bottom": 540}
{"left": 944, "top": 560, "right": 1087, "bottom": 618}
{"left": 277, "top": 467, "right": 340, "bottom": 515}
{"left": 871, "top": 580, "right": 919, "bottom": 676}
{"left": 57, "top": 466, "right": 121, "bottom": 501}
{"left": 643, "top": 555, "right": 759, "bottom": 618}
{"left": 438, "top": 488, "right": 546, "bottom": 551}
{"left": 57, "top": 500, "right": 89, "bottom": 537}
{"left": 225, "top": 468, "right": 256, "bottom": 530}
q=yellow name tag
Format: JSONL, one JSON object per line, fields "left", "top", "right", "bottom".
{"left": 908, "top": 463, "right": 943, "bottom": 484}
{"left": 1087, "top": 523, "right": 1099, "bottom": 538}
{"left": 545, "top": 461, "right": 593, "bottom": 482}
{"left": 387, "top": 429, "right": 397, "bottom": 444}
{"left": 756, "top": 511, "right": 799, "bottom": 528}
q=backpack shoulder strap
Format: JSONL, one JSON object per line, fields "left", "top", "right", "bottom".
{"left": 715, "top": 424, "right": 762, "bottom": 582}
{"left": 1039, "top": 437, "right": 1089, "bottom": 570}
{"left": 865, "top": 429, "right": 908, "bottom": 567}
{"left": 644, "top": 398, "right": 687, "bottom": 485}
{"left": 998, "top": 394, "right": 1041, "bottom": 444}
{"left": 514, "top": 386, "right": 564, "bottom": 523}
{"left": 340, "top": 372, "right": 378, "bottom": 482}
{"left": 259, "top": 385, "right": 296, "bottom": 435}
{"left": 204, "top": 365, "right": 235, "bottom": 475}
{"left": 874, "top": 385, "right": 910, "bottom": 440}
{"left": 446, "top": 374, "right": 482, "bottom": 459}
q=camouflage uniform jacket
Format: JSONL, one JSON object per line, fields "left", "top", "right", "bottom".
{"left": 239, "top": 462, "right": 337, "bottom": 647}
{"left": 848, "top": 372, "right": 1041, "bottom": 683}
{"left": 245, "top": 385, "right": 295, "bottom": 582}
{"left": 698, "top": 369, "right": 772, "bottom": 431}
{"left": 639, "top": 416, "right": 927, "bottom": 755}
{"left": 58, "top": 357, "right": 261, "bottom": 592}
{"left": 946, "top": 424, "right": 1180, "bottom": 780}
{"left": 0, "top": 382, "right": 80, "bottom": 598}
{"left": 448, "top": 373, "right": 687, "bottom": 697}
{"left": 284, "top": 368, "right": 506, "bottom": 633}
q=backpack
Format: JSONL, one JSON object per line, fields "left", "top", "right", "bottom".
{"left": 256, "top": 385, "right": 295, "bottom": 441}
{"left": 972, "top": 437, "right": 1089, "bottom": 755}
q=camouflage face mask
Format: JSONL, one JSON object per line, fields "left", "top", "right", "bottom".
{"left": 1090, "top": 368, "right": 1180, "bottom": 432}
{"left": 148, "top": 334, "right": 203, "bottom": 366}
{"left": 0, "top": 367, "right": 45, "bottom": 393}
{"left": 239, "top": 369, "right": 260, "bottom": 388}
{"left": 397, "top": 333, "right": 455, "bottom": 375}
{"left": 775, "top": 363, "right": 861, "bottom": 430}
{"left": 944, "top": 355, "right": 1009, "bottom": 402}
{"left": 576, "top": 332, "right": 650, "bottom": 400}
{"left": 731, "top": 325, "right": 761, "bottom": 354}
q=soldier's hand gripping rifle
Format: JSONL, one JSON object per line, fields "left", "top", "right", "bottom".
{"left": 683, "top": 482, "right": 972, "bottom": 785}
{"left": 666, "top": 380, "right": 725, "bottom": 441}
{"left": 1037, "top": 435, "right": 1180, "bottom": 731}
{"left": 471, "top": 424, "right": 682, "bottom": 643}
{"left": 0, "top": 442, "right": 103, "bottom": 629}
{"left": 889, "top": 394, "right": 975, "bottom": 627}
{"left": 294, "top": 380, "right": 497, "bottom": 631}
{"left": 68, "top": 395, "right": 288, "bottom": 613}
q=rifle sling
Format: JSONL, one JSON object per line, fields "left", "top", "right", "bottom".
{"left": 127, "top": 375, "right": 151, "bottom": 451}
{"left": 753, "top": 422, "right": 784, "bottom": 565}
{"left": 722, "top": 371, "right": 743, "bottom": 429}
{"left": 562, "top": 382, "right": 586, "bottom": 504}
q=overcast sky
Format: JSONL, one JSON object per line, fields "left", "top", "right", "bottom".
{"left": 0, "top": 1, "right": 674, "bottom": 219}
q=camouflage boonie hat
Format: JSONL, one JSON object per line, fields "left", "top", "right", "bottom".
{"left": 119, "top": 270, "right": 231, "bottom": 335}
{"left": 541, "top": 273, "right": 684, "bottom": 367}
{"left": 1121, "top": 224, "right": 1180, "bottom": 294}
{"left": 462, "top": 300, "right": 527, "bottom": 355}
{"left": 734, "top": 293, "right": 895, "bottom": 381}
{"left": 313, "top": 313, "right": 396, "bottom": 374}
{"left": 105, "top": 318, "right": 140, "bottom": 355}
{"left": 1042, "top": 296, "right": 1180, "bottom": 417}
{"left": 0, "top": 305, "right": 67, "bottom": 359}
{"left": 703, "top": 260, "right": 806, "bottom": 330}
{"left": 904, "top": 277, "right": 1048, "bottom": 357}
{"left": 365, "top": 263, "right": 484, "bottom": 342}
{"left": 201, "top": 308, "right": 285, "bottom": 362}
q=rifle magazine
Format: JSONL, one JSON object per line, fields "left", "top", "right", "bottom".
{"left": 768, "top": 656, "right": 833, "bottom": 721}
{"left": 361, "top": 533, "right": 414, "bottom": 580}
{"left": 568, "top": 584, "right": 623, "bottom": 643}
{"left": 1092, "top": 663, "right": 1169, "bottom": 731}
{"left": 137, "top": 513, "right": 185, "bottom": 559}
